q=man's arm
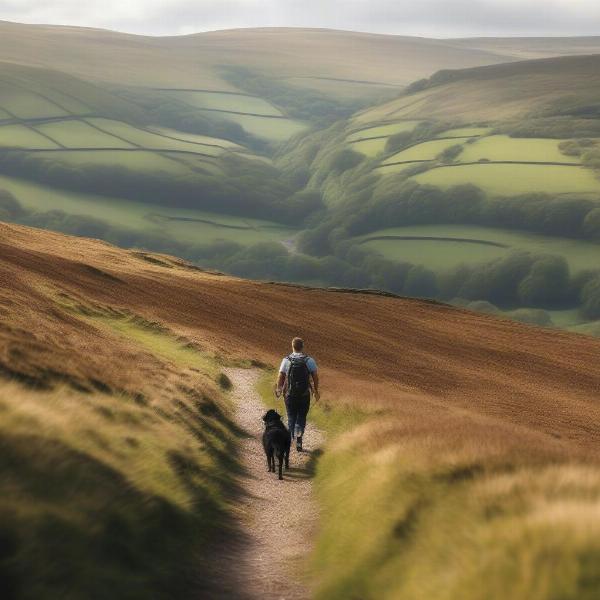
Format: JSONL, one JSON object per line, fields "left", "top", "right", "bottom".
{"left": 311, "top": 372, "right": 320, "bottom": 401}
{"left": 276, "top": 371, "right": 286, "bottom": 397}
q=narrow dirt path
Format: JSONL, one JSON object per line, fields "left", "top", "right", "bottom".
{"left": 225, "top": 368, "right": 324, "bottom": 600}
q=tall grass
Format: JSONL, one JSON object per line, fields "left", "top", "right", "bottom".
{"left": 312, "top": 413, "right": 600, "bottom": 600}
{"left": 0, "top": 305, "right": 243, "bottom": 599}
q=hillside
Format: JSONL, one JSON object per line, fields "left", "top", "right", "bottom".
{"left": 2, "top": 22, "right": 599, "bottom": 91}
{"left": 282, "top": 53, "right": 600, "bottom": 334}
{"left": 2, "top": 222, "right": 600, "bottom": 598}
{"left": 2, "top": 22, "right": 600, "bottom": 337}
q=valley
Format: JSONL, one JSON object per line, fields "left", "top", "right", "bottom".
{"left": 1, "top": 27, "right": 600, "bottom": 338}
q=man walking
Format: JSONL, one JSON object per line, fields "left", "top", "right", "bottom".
{"left": 276, "top": 337, "right": 319, "bottom": 452}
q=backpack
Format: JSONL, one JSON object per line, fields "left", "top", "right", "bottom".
{"left": 287, "top": 355, "right": 310, "bottom": 397}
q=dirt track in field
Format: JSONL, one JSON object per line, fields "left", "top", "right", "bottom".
{"left": 225, "top": 368, "right": 323, "bottom": 600}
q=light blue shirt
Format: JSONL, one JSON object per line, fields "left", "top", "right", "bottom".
{"left": 279, "top": 352, "right": 318, "bottom": 375}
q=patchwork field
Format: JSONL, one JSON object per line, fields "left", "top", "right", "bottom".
{"left": 219, "top": 112, "right": 308, "bottom": 141}
{"left": 358, "top": 225, "right": 600, "bottom": 272}
{"left": 414, "top": 163, "right": 600, "bottom": 195}
{"left": 35, "top": 120, "right": 134, "bottom": 149}
{"left": 383, "top": 138, "right": 470, "bottom": 164}
{"left": 0, "top": 175, "right": 295, "bottom": 246}
{"left": 457, "top": 135, "right": 581, "bottom": 163}
{"left": 160, "top": 90, "right": 284, "bottom": 116}
{"left": 347, "top": 120, "right": 423, "bottom": 141}
{"left": 347, "top": 120, "right": 424, "bottom": 156}
{"left": 0, "top": 124, "right": 59, "bottom": 149}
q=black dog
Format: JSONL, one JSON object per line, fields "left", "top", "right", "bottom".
{"left": 262, "top": 409, "right": 291, "bottom": 480}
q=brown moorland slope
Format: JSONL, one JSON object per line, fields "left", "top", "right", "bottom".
{"left": 2, "top": 21, "right": 600, "bottom": 91}
{"left": 3, "top": 221, "right": 600, "bottom": 599}
{"left": 358, "top": 53, "right": 600, "bottom": 122}
{"left": 2, "top": 220, "right": 600, "bottom": 453}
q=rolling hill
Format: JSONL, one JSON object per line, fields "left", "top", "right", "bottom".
{"left": 1, "top": 22, "right": 600, "bottom": 336}
{"left": 284, "top": 53, "right": 600, "bottom": 332}
{"left": 6, "top": 22, "right": 599, "bottom": 90}
{"left": 2, "top": 222, "right": 600, "bottom": 598}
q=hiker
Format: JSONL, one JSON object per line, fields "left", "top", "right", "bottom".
{"left": 275, "top": 337, "right": 319, "bottom": 452}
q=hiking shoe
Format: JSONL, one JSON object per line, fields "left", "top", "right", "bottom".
{"left": 296, "top": 436, "right": 303, "bottom": 452}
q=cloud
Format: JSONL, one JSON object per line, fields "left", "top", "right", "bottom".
{"left": 0, "top": 0, "right": 599, "bottom": 37}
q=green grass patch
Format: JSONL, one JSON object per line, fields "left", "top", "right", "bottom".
{"left": 0, "top": 124, "right": 59, "bottom": 149}
{"left": 457, "top": 135, "right": 580, "bottom": 164}
{"left": 35, "top": 120, "right": 134, "bottom": 149}
{"left": 0, "top": 325, "right": 241, "bottom": 598}
{"left": 376, "top": 162, "right": 426, "bottom": 175}
{"left": 413, "top": 163, "right": 600, "bottom": 196}
{"left": 312, "top": 440, "right": 600, "bottom": 600}
{"left": 568, "top": 320, "right": 600, "bottom": 337}
{"left": 383, "top": 138, "right": 466, "bottom": 163}
{"left": 437, "top": 126, "right": 491, "bottom": 137}
{"left": 147, "top": 126, "right": 243, "bottom": 149}
{"left": 165, "top": 90, "right": 284, "bottom": 117}
{"left": 347, "top": 120, "right": 422, "bottom": 141}
{"left": 0, "top": 174, "right": 294, "bottom": 246}
{"left": 33, "top": 149, "right": 194, "bottom": 174}
{"left": 546, "top": 309, "right": 586, "bottom": 328}
{"left": 350, "top": 137, "right": 389, "bottom": 156}
{"left": 94, "top": 315, "right": 220, "bottom": 377}
{"left": 0, "top": 88, "right": 68, "bottom": 119}
{"left": 358, "top": 225, "right": 600, "bottom": 272}
{"left": 86, "top": 118, "right": 225, "bottom": 156}
{"left": 214, "top": 112, "right": 308, "bottom": 142}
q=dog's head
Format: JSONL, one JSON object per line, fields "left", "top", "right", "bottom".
{"left": 262, "top": 409, "right": 282, "bottom": 426}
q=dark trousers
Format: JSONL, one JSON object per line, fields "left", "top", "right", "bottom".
{"left": 285, "top": 393, "right": 311, "bottom": 437}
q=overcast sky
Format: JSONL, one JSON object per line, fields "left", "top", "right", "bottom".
{"left": 0, "top": 0, "right": 599, "bottom": 38}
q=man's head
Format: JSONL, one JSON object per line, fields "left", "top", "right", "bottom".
{"left": 292, "top": 337, "right": 304, "bottom": 352}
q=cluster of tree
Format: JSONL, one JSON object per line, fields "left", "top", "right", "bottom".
{"left": 0, "top": 151, "right": 323, "bottom": 225}
{"left": 499, "top": 117, "right": 600, "bottom": 139}
{"left": 297, "top": 181, "right": 600, "bottom": 255}
{"left": 219, "top": 66, "right": 376, "bottom": 128}
{"left": 3, "top": 188, "right": 600, "bottom": 322}
{"left": 384, "top": 121, "right": 451, "bottom": 155}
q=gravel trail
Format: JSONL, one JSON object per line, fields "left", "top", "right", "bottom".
{"left": 225, "top": 368, "right": 324, "bottom": 600}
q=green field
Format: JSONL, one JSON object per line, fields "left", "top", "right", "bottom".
{"left": 86, "top": 118, "right": 225, "bottom": 155}
{"left": 32, "top": 150, "right": 198, "bottom": 175}
{"left": 164, "top": 90, "right": 284, "bottom": 116}
{"left": 376, "top": 162, "right": 424, "bottom": 175}
{"left": 383, "top": 138, "right": 467, "bottom": 163}
{"left": 457, "top": 135, "right": 580, "bottom": 163}
{"left": 358, "top": 224, "right": 600, "bottom": 272}
{"left": 215, "top": 112, "right": 308, "bottom": 141}
{"left": 35, "top": 120, "right": 134, "bottom": 148}
{"left": 350, "top": 137, "right": 389, "bottom": 156}
{"left": 413, "top": 162, "right": 600, "bottom": 195}
{"left": 0, "top": 88, "right": 68, "bottom": 119}
{"left": 148, "top": 126, "right": 243, "bottom": 149}
{"left": 0, "top": 124, "right": 59, "bottom": 148}
{"left": 437, "top": 126, "right": 491, "bottom": 137}
{"left": 0, "top": 175, "right": 295, "bottom": 246}
{"left": 347, "top": 120, "right": 422, "bottom": 141}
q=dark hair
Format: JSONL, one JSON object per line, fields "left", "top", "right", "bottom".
{"left": 292, "top": 337, "right": 304, "bottom": 351}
